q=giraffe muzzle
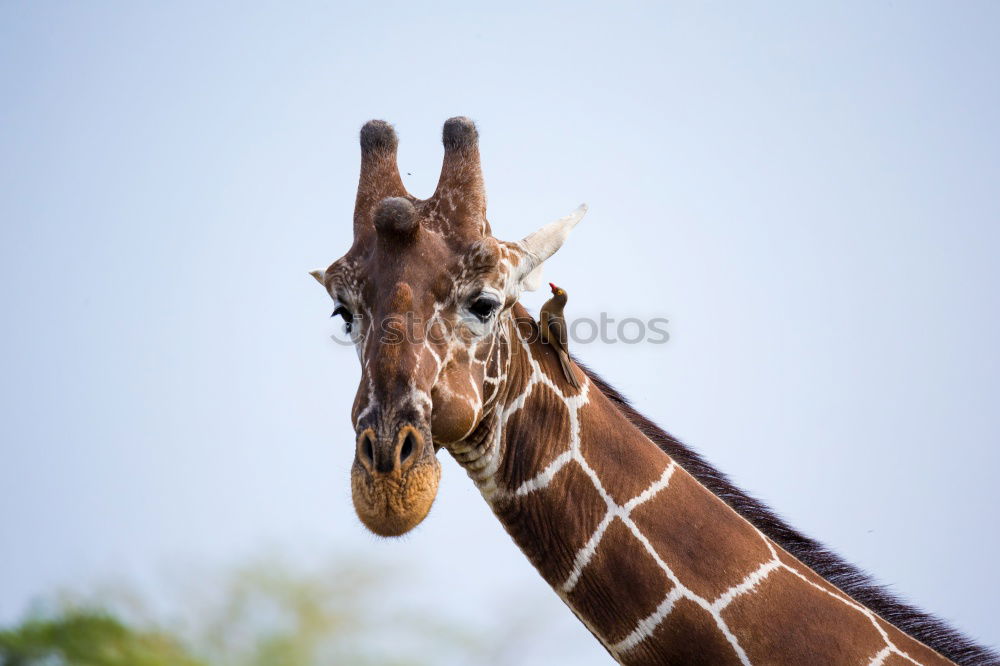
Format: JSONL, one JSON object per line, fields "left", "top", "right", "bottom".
{"left": 350, "top": 423, "right": 441, "bottom": 537}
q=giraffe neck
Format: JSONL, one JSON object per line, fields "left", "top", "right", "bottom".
{"left": 450, "top": 305, "right": 954, "bottom": 666}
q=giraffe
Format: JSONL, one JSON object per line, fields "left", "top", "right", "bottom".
{"left": 310, "top": 118, "right": 998, "bottom": 665}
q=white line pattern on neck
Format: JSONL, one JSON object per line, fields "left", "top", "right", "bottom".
{"left": 454, "top": 318, "right": 935, "bottom": 665}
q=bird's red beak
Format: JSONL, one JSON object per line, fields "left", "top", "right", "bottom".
{"left": 549, "top": 282, "right": 559, "bottom": 293}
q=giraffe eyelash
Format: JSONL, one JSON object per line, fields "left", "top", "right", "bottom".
{"left": 331, "top": 301, "right": 356, "bottom": 335}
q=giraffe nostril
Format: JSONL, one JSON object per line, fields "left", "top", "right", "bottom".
{"left": 400, "top": 431, "right": 417, "bottom": 464}
{"left": 358, "top": 431, "right": 376, "bottom": 468}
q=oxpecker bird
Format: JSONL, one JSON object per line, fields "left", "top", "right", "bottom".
{"left": 539, "top": 282, "right": 581, "bottom": 388}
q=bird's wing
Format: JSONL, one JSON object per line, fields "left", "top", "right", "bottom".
{"left": 539, "top": 309, "right": 552, "bottom": 343}
{"left": 545, "top": 312, "right": 571, "bottom": 354}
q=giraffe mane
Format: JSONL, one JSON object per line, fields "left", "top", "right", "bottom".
{"left": 578, "top": 363, "right": 1000, "bottom": 666}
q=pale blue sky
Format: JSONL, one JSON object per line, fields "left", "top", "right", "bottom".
{"left": 1, "top": 2, "right": 998, "bottom": 661}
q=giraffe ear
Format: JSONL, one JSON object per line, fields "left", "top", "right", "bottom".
{"left": 309, "top": 269, "right": 326, "bottom": 286}
{"left": 520, "top": 264, "right": 545, "bottom": 292}
{"left": 513, "top": 204, "right": 587, "bottom": 290}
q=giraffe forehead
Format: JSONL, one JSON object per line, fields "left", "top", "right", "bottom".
{"left": 330, "top": 234, "right": 506, "bottom": 312}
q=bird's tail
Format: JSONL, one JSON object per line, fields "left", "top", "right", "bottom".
{"left": 558, "top": 351, "right": 581, "bottom": 389}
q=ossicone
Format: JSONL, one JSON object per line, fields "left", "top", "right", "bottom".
{"left": 373, "top": 197, "right": 419, "bottom": 237}
{"left": 431, "top": 116, "right": 487, "bottom": 239}
{"left": 353, "top": 120, "right": 408, "bottom": 239}
{"left": 360, "top": 119, "right": 399, "bottom": 154}
{"left": 442, "top": 116, "right": 479, "bottom": 151}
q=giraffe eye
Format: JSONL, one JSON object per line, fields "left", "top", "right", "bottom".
{"left": 469, "top": 296, "right": 500, "bottom": 322}
{"left": 332, "top": 305, "right": 354, "bottom": 333}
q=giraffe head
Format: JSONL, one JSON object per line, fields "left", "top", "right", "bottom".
{"left": 312, "top": 118, "right": 585, "bottom": 536}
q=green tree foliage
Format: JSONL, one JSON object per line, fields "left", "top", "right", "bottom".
{"left": 0, "top": 556, "right": 510, "bottom": 666}
{"left": 0, "top": 607, "right": 204, "bottom": 666}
